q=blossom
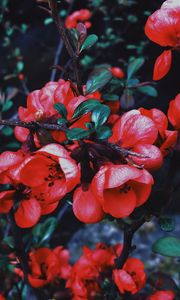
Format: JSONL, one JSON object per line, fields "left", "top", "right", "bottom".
{"left": 110, "top": 109, "right": 163, "bottom": 171}
{"left": 113, "top": 258, "right": 146, "bottom": 294}
{"left": 145, "top": 0, "right": 180, "bottom": 80}
{"left": 92, "top": 164, "right": 153, "bottom": 218}
{"left": 168, "top": 93, "right": 180, "bottom": 129}
{"left": 147, "top": 290, "right": 175, "bottom": 300}
{"left": 65, "top": 9, "right": 92, "bottom": 29}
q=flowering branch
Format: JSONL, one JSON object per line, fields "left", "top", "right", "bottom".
{"left": 115, "top": 216, "right": 149, "bottom": 268}
{"left": 47, "top": 0, "right": 83, "bottom": 94}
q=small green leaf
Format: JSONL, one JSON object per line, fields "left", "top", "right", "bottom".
{"left": 72, "top": 99, "right": 100, "bottom": 119}
{"left": 67, "top": 128, "right": 90, "bottom": 140}
{"left": 158, "top": 217, "right": 175, "bottom": 232}
{"left": 54, "top": 103, "right": 67, "bottom": 118}
{"left": 152, "top": 236, "right": 180, "bottom": 257}
{"left": 86, "top": 68, "right": 112, "bottom": 94}
{"left": 91, "top": 104, "right": 110, "bottom": 128}
{"left": 96, "top": 126, "right": 112, "bottom": 139}
{"left": 57, "top": 118, "right": 68, "bottom": 125}
{"left": 138, "top": 85, "right": 158, "bottom": 97}
{"left": 44, "top": 18, "right": 53, "bottom": 25}
{"left": 17, "top": 61, "right": 24, "bottom": 73}
{"left": 2, "top": 100, "right": 13, "bottom": 112}
{"left": 127, "top": 58, "right": 145, "bottom": 80}
{"left": 102, "top": 94, "right": 119, "bottom": 101}
{"left": 2, "top": 126, "right": 13, "bottom": 136}
{"left": 32, "top": 217, "right": 57, "bottom": 245}
{"left": 80, "top": 34, "right": 98, "bottom": 52}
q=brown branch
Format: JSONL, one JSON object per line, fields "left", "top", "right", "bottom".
{"left": 47, "top": 0, "right": 83, "bottom": 94}
{"left": 0, "top": 119, "right": 67, "bottom": 132}
{"left": 115, "top": 216, "right": 148, "bottom": 269}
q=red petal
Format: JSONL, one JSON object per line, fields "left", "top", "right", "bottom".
{"left": 103, "top": 187, "right": 137, "bottom": 218}
{"left": 145, "top": 9, "right": 180, "bottom": 47}
{"left": 148, "top": 290, "right": 175, "bottom": 300}
{"left": 14, "top": 198, "right": 41, "bottom": 228}
{"left": 153, "top": 50, "right": 172, "bottom": 81}
{"left": 168, "top": 93, "right": 180, "bottom": 129}
{"left": 28, "top": 275, "right": 49, "bottom": 288}
{"left": 160, "top": 130, "right": 178, "bottom": 156}
{"left": 130, "top": 181, "right": 152, "bottom": 207}
{"left": 139, "top": 108, "right": 168, "bottom": 135}
{"left": 40, "top": 201, "right": 59, "bottom": 215}
{"left": 73, "top": 186, "right": 104, "bottom": 223}
{"left": 0, "top": 190, "right": 14, "bottom": 213}
{"left": 20, "top": 156, "right": 50, "bottom": 187}
{"left": 113, "top": 269, "right": 137, "bottom": 294}
{"left": 132, "top": 144, "right": 163, "bottom": 172}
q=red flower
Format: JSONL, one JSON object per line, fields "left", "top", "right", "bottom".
{"left": 110, "top": 110, "right": 158, "bottom": 148}
{"left": 111, "top": 67, "right": 125, "bottom": 79}
{"left": 92, "top": 164, "right": 153, "bottom": 218}
{"left": 147, "top": 290, "right": 175, "bottom": 300}
{"left": 0, "top": 295, "right": 5, "bottom": 300}
{"left": 145, "top": 0, "right": 180, "bottom": 80}
{"left": 73, "top": 185, "right": 104, "bottom": 223}
{"left": 168, "top": 93, "right": 180, "bottom": 129}
{"left": 113, "top": 258, "right": 146, "bottom": 294}
{"left": 139, "top": 107, "right": 178, "bottom": 156}
{"left": 65, "top": 9, "right": 92, "bottom": 29}
{"left": 153, "top": 50, "right": 172, "bottom": 81}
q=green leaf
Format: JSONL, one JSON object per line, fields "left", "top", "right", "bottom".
{"left": 57, "top": 118, "right": 68, "bottom": 125}
{"left": 2, "top": 100, "right": 13, "bottom": 112}
{"left": 127, "top": 58, "right": 145, "bottom": 80}
{"left": 32, "top": 217, "right": 57, "bottom": 245}
{"left": 91, "top": 104, "right": 110, "bottom": 128}
{"left": 44, "top": 17, "right": 53, "bottom": 25}
{"left": 17, "top": 61, "right": 24, "bottom": 73}
{"left": 72, "top": 99, "right": 100, "bottom": 119}
{"left": 96, "top": 126, "right": 112, "bottom": 139}
{"left": 158, "top": 217, "right": 175, "bottom": 232}
{"left": 2, "top": 126, "right": 13, "bottom": 136}
{"left": 3, "top": 236, "right": 14, "bottom": 248}
{"left": 86, "top": 68, "right": 112, "bottom": 94}
{"left": 102, "top": 94, "right": 119, "bottom": 101}
{"left": 54, "top": 103, "right": 67, "bottom": 118}
{"left": 67, "top": 128, "right": 90, "bottom": 140}
{"left": 152, "top": 236, "right": 180, "bottom": 257}
{"left": 80, "top": 34, "right": 98, "bottom": 52}
{"left": 138, "top": 85, "right": 158, "bottom": 97}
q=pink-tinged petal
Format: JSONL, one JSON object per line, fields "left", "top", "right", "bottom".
{"left": 73, "top": 186, "right": 104, "bottom": 223}
{"left": 168, "top": 93, "right": 180, "bottom": 129}
{"left": 0, "top": 190, "right": 14, "bottom": 213}
{"left": 14, "top": 126, "right": 29, "bottom": 143}
{"left": 20, "top": 156, "right": 50, "bottom": 187}
{"left": 37, "top": 143, "right": 69, "bottom": 158}
{"left": 147, "top": 290, "right": 175, "bottom": 300}
{"left": 113, "top": 269, "right": 137, "bottom": 294}
{"left": 54, "top": 80, "right": 74, "bottom": 106}
{"left": 132, "top": 144, "right": 163, "bottom": 171}
{"left": 145, "top": 9, "right": 180, "bottom": 47}
{"left": 161, "top": 0, "right": 180, "bottom": 9}
{"left": 139, "top": 108, "right": 168, "bottom": 134}
{"left": 160, "top": 130, "right": 178, "bottom": 156}
{"left": 0, "top": 150, "right": 24, "bottom": 172}
{"left": 103, "top": 187, "right": 137, "bottom": 218}
{"left": 153, "top": 50, "right": 172, "bottom": 81}
{"left": 39, "top": 82, "right": 58, "bottom": 116}
{"left": 14, "top": 198, "right": 41, "bottom": 228}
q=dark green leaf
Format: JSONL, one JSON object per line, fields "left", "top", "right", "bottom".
{"left": 102, "top": 94, "right": 119, "bottom": 101}
{"left": 2, "top": 100, "right": 13, "bottom": 112}
{"left": 158, "top": 217, "right": 175, "bottom": 232}
{"left": 2, "top": 126, "right": 13, "bottom": 136}
{"left": 127, "top": 58, "right": 145, "bottom": 80}
{"left": 17, "top": 61, "right": 24, "bottom": 72}
{"left": 86, "top": 68, "right": 112, "bottom": 94}
{"left": 57, "top": 118, "right": 68, "bottom": 125}
{"left": 91, "top": 104, "right": 110, "bottom": 127}
{"left": 3, "top": 236, "right": 14, "bottom": 248}
{"left": 32, "top": 217, "right": 57, "bottom": 245}
{"left": 96, "top": 126, "right": 112, "bottom": 139}
{"left": 152, "top": 236, "right": 180, "bottom": 257}
{"left": 138, "top": 85, "right": 158, "bottom": 97}
{"left": 67, "top": 128, "right": 90, "bottom": 140}
{"left": 54, "top": 103, "right": 67, "bottom": 118}
{"left": 72, "top": 99, "right": 100, "bottom": 119}
{"left": 80, "top": 34, "right": 98, "bottom": 52}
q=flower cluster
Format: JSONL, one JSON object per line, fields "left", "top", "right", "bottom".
{"left": 145, "top": 0, "right": 180, "bottom": 80}
{"left": 65, "top": 9, "right": 92, "bottom": 29}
